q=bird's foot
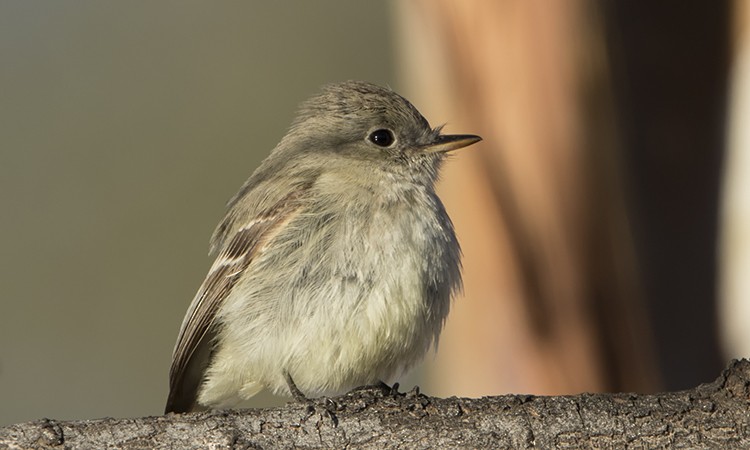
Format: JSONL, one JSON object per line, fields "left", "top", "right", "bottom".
{"left": 349, "top": 381, "right": 402, "bottom": 398}
{"left": 285, "top": 372, "right": 339, "bottom": 425}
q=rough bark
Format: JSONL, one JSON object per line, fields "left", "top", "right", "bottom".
{"left": 2, "top": 359, "right": 749, "bottom": 449}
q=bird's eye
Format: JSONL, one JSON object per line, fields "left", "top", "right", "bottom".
{"left": 368, "top": 129, "right": 395, "bottom": 147}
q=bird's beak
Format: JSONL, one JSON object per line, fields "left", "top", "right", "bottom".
{"left": 422, "top": 134, "right": 482, "bottom": 154}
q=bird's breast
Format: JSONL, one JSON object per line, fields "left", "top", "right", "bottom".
{"left": 217, "top": 180, "right": 461, "bottom": 394}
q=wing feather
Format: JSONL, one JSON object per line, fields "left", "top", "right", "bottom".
{"left": 165, "top": 188, "right": 307, "bottom": 413}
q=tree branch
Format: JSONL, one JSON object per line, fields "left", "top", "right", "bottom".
{"left": 2, "top": 359, "right": 749, "bottom": 449}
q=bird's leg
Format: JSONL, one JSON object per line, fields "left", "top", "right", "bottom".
{"left": 285, "top": 372, "right": 318, "bottom": 418}
{"left": 285, "top": 371, "right": 339, "bottom": 425}
{"left": 284, "top": 372, "right": 309, "bottom": 402}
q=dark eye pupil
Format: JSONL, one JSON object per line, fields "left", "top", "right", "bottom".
{"left": 369, "top": 129, "right": 394, "bottom": 147}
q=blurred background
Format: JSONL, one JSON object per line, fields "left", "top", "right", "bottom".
{"left": 1, "top": 0, "right": 747, "bottom": 426}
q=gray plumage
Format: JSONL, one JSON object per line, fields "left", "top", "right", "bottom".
{"left": 166, "top": 81, "right": 480, "bottom": 413}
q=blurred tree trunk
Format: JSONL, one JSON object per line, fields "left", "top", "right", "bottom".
{"left": 394, "top": 0, "right": 659, "bottom": 396}
{"left": 721, "top": 0, "right": 750, "bottom": 361}
{"left": 601, "top": 2, "right": 729, "bottom": 391}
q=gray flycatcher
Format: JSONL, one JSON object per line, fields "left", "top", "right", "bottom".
{"left": 165, "top": 80, "right": 481, "bottom": 413}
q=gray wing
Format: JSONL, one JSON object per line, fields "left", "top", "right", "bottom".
{"left": 165, "top": 188, "right": 307, "bottom": 413}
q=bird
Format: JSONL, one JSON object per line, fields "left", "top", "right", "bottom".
{"left": 165, "top": 80, "right": 481, "bottom": 413}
